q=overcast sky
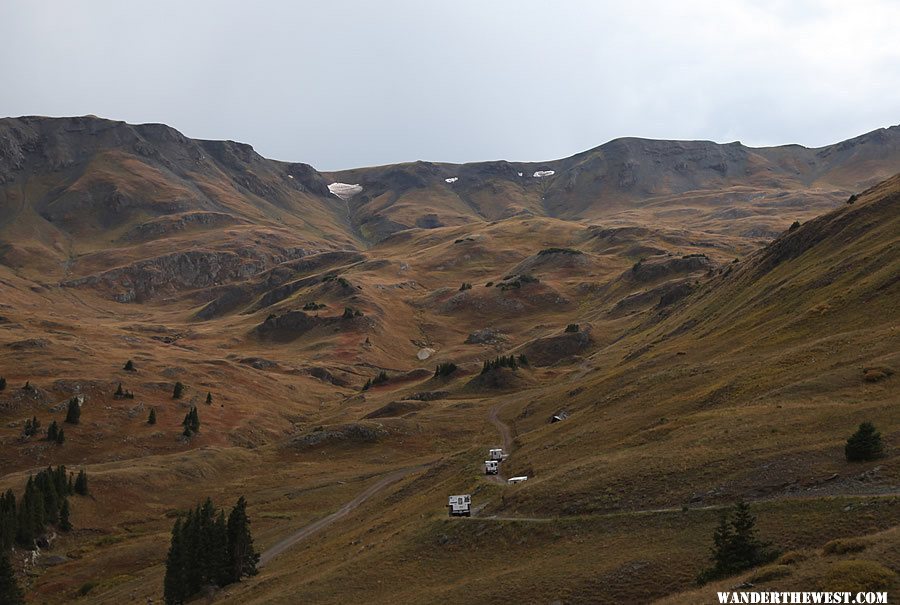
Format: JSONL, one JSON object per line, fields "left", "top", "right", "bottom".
{"left": 1, "top": 1, "right": 898, "bottom": 170}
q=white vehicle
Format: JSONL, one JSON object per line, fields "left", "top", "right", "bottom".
{"left": 488, "top": 448, "right": 507, "bottom": 461}
{"left": 484, "top": 460, "right": 499, "bottom": 475}
{"left": 448, "top": 494, "right": 472, "bottom": 517}
{"left": 507, "top": 476, "right": 528, "bottom": 484}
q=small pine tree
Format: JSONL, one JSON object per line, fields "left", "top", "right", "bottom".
{"left": 173, "top": 382, "right": 185, "bottom": 399}
{"left": 148, "top": 408, "right": 157, "bottom": 425}
{"left": 789, "top": 220, "right": 801, "bottom": 232}
{"left": 225, "top": 496, "right": 259, "bottom": 583}
{"left": 123, "top": 359, "right": 136, "bottom": 372}
{"left": 0, "top": 550, "right": 25, "bottom": 605}
{"left": 182, "top": 407, "right": 200, "bottom": 436}
{"left": 0, "top": 489, "right": 16, "bottom": 551}
{"left": 59, "top": 498, "right": 72, "bottom": 531}
{"left": 115, "top": 383, "right": 125, "bottom": 397}
{"left": 163, "top": 518, "right": 186, "bottom": 605}
{"left": 206, "top": 392, "right": 213, "bottom": 405}
{"left": 698, "top": 500, "right": 774, "bottom": 583}
{"left": 0, "top": 376, "right": 6, "bottom": 391}
{"left": 56, "top": 428, "right": 65, "bottom": 445}
{"left": 23, "top": 381, "right": 31, "bottom": 391}
{"left": 74, "top": 470, "right": 88, "bottom": 496}
{"left": 517, "top": 354, "right": 529, "bottom": 366}
{"left": 47, "top": 421, "right": 59, "bottom": 442}
{"left": 64, "top": 397, "right": 81, "bottom": 424}
{"left": 342, "top": 307, "right": 355, "bottom": 319}
{"left": 845, "top": 422, "right": 884, "bottom": 462}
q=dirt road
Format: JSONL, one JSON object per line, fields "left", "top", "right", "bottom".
{"left": 259, "top": 465, "right": 425, "bottom": 567}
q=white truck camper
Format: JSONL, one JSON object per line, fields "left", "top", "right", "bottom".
{"left": 448, "top": 494, "right": 472, "bottom": 517}
{"left": 489, "top": 448, "right": 507, "bottom": 461}
{"left": 484, "top": 460, "right": 499, "bottom": 475}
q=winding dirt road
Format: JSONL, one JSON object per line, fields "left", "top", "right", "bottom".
{"left": 259, "top": 464, "right": 426, "bottom": 567}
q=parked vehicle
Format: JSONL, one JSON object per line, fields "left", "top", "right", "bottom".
{"left": 484, "top": 460, "right": 499, "bottom": 475}
{"left": 489, "top": 448, "right": 507, "bottom": 461}
{"left": 448, "top": 494, "right": 472, "bottom": 517}
{"left": 507, "top": 476, "right": 528, "bottom": 484}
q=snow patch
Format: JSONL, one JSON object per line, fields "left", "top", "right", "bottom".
{"left": 417, "top": 347, "right": 435, "bottom": 360}
{"left": 533, "top": 170, "right": 555, "bottom": 178}
{"left": 445, "top": 177, "right": 458, "bottom": 184}
{"left": 328, "top": 182, "right": 363, "bottom": 200}
{"left": 517, "top": 172, "right": 523, "bottom": 177}
{"left": 287, "top": 175, "right": 294, "bottom": 179}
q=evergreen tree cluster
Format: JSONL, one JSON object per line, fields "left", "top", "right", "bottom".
{"left": 114, "top": 383, "right": 135, "bottom": 400}
{"left": 64, "top": 397, "right": 81, "bottom": 424}
{"left": 564, "top": 323, "right": 580, "bottom": 333}
{"left": 182, "top": 407, "right": 201, "bottom": 437}
{"left": 0, "top": 466, "right": 80, "bottom": 552}
{"left": 0, "top": 548, "right": 24, "bottom": 605}
{"left": 342, "top": 306, "right": 363, "bottom": 319}
{"left": 697, "top": 501, "right": 776, "bottom": 584}
{"left": 362, "top": 371, "right": 389, "bottom": 391}
{"left": 845, "top": 422, "right": 884, "bottom": 462}
{"left": 481, "top": 355, "right": 519, "bottom": 374}
{"left": 434, "top": 362, "right": 458, "bottom": 378}
{"left": 22, "top": 416, "right": 40, "bottom": 437}
{"left": 163, "top": 496, "right": 259, "bottom": 605}
{"left": 46, "top": 420, "right": 65, "bottom": 444}
{"left": 459, "top": 282, "right": 472, "bottom": 291}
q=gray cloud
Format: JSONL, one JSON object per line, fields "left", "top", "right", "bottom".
{"left": 1, "top": 0, "right": 898, "bottom": 169}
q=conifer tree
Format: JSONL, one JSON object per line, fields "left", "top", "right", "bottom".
{"left": 225, "top": 496, "right": 259, "bottom": 583}
{"left": 0, "top": 489, "right": 16, "bottom": 551}
{"left": 115, "top": 383, "right": 125, "bottom": 398}
{"left": 148, "top": 408, "right": 157, "bottom": 425}
{"left": 845, "top": 422, "right": 884, "bottom": 462}
{"left": 64, "top": 397, "right": 81, "bottom": 424}
{"left": 0, "top": 376, "right": 6, "bottom": 390}
{"left": 173, "top": 382, "right": 185, "bottom": 399}
{"left": 163, "top": 518, "right": 186, "bottom": 605}
{"left": 74, "top": 470, "right": 89, "bottom": 496}
{"left": 59, "top": 498, "right": 72, "bottom": 531}
{"left": 123, "top": 359, "right": 136, "bottom": 372}
{"left": 206, "top": 392, "right": 213, "bottom": 405}
{"left": 698, "top": 500, "right": 774, "bottom": 583}
{"left": 0, "top": 550, "right": 25, "bottom": 605}
{"left": 182, "top": 407, "right": 200, "bottom": 436}
{"left": 47, "top": 420, "right": 59, "bottom": 442}
{"left": 56, "top": 428, "right": 65, "bottom": 444}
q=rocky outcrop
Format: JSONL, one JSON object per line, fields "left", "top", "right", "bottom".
{"left": 629, "top": 254, "right": 712, "bottom": 283}
{"left": 121, "top": 211, "right": 247, "bottom": 243}
{"left": 517, "top": 327, "right": 593, "bottom": 366}
{"left": 63, "top": 247, "right": 313, "bottom": 302}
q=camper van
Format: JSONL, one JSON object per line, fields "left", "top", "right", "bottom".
{"left": 484, "top": 460, "right": 499, "bottom": 475}
{"left": 507, "top": 476, "right": 528, "bottom": 484}
{"left": 448, "top": 494, "right": 472, "bottom": 517}
{"left": 488, "top": 448, "right": 507, "bottom": 461}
